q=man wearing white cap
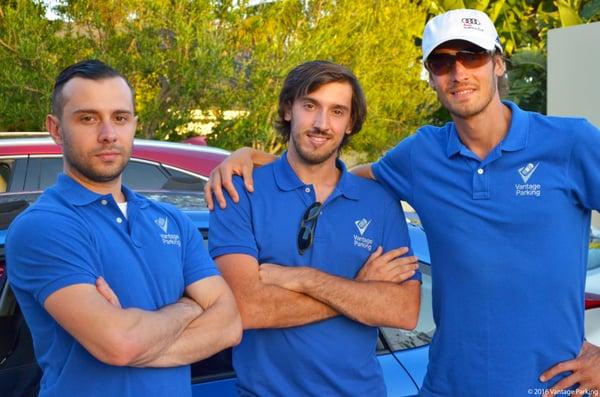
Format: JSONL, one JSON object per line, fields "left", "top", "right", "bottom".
{"left": 204, "top": 8, "right": 600, "bottom": 396}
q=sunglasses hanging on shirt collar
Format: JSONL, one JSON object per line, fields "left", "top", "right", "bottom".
{"left": 297, "top": 201, "right": 322, "bottom": 255}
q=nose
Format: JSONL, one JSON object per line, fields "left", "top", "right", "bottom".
{"left": 98, "top": 120, "right": 117, "bottom": 143}
{"left": 313, "top": 109, "right": 330, "bottom": 132}
{"left": 451, "top": 59, "right": 470, "bottom": 81}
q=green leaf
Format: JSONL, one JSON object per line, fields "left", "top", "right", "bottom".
{"left": 557, "top": 0, "right": 583, "bottom": 26}
{"left": 581, "top": 0, "right": 600, "bottom": 20}
{"left": 464, "top": 0, "right": 490, "bottom": 11}
{"left": 488, "top": 0, "right": 506, "bottom": 22}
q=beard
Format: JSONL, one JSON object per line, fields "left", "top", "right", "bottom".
{"left": 61, "top": 130, "right": 130, "bottom": 183}
{"left": 289, "top": 128, "right": 342, "bottom": 165}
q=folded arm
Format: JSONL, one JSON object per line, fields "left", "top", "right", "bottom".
{"left": 259, "top": 247, "right": 420, "bottom": 329}
{"left": 215, "top": 253, "right": 338, "bottom": 329}
{"left": 139, "top": 275, "right": 242, "bottom": 367}
{"left": 44, "top": 283, "right": 203, "bottom": 367}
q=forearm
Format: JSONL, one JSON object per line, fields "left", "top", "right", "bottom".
{"left": 239, "top": 284, "right": 338, "bottom": 329}
{"left": 142, "top": 298, "right": 242, "bottom": 367}
{"left": 114, "top": 298, "right": 203, "bottom": 366}
{"left": 349, "top": 163, "right": 375, "bottom": 180}
{"left": 248, "top": 147, "right": 277, "bottom": 167}
{"left": 291, "top": 268, "right": 420, "bottom": 329}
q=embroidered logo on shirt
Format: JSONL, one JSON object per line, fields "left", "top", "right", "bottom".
{"left": 354, "top": 218, "right": 372, "bottom": 236}
{"left": 515, "top": 162, "right": 542, "bottom": 197}
{"left": 518, "top": 162, "right": 539, "bottom": 183}
{"left": 353, "top": 218, "right": 374, "bottom": 251}
{"left": 154, "top": 217, "right": 181, "bottom": 246}
{"left": 155, "top": 217, "right": 169, "bottom": 233}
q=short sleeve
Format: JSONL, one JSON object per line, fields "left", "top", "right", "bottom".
{"left": 380, "top": 193, "right": 421, "bottom": 283}
{"left": 6, "top": 209, "right": 99, "bottom": 305}
{"left": 209, "top": 176, "right": 259, "bottom": 259}
{"left": 568, "top": 120, "right": 600, "bottom": 211}
{"left": 179, "top": 211, "right": 220, "bottom": 287}
{"left": 372, "top": 135, "right": 415, "bottom": 203}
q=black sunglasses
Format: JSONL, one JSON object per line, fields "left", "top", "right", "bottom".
{"left": 297, "top": 201, "right": 322, "bottom": 255}
{"left": 425, "top": 49, "right": 492, "bottom": 76}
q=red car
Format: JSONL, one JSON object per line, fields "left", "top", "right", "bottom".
{"left": 0, "top": 137, "right": 229, "bottom": 193}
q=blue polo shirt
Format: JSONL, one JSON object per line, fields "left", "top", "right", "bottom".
{"left": 209, "top": 152, "right": 420, "bottom": 397}
{"left": 6, "top": 173, "right": 219, "bottom": 397}
{"left": 373, "top": 101, "right": 600, "bottom": 396}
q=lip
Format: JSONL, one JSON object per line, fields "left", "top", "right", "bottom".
{"left": 450, "top": 86, "right": 477, "bottom": 97}
{"left": 306, "top": 132, "right": 331, "bottom": 147}
{"left": 95, "top": 151, "right": 122, "bottom": 161}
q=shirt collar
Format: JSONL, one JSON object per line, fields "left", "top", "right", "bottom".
{"left": 273, "top": 151, "right": 360, "bottom": 201}
{"left": 446, "top": 100, "right": 529, "bottom": 158}
{"left": 53, "top": 173, "right": 147, "bottom": 207}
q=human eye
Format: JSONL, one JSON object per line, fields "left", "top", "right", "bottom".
{"left": 332, "top": 108, "right": 346, "bottom": 117}
{"left": 303, "top": 101, "right": 315, "bottom": 110}
{"left": 79, "top": 114, "right": 97, "bottom": 124}
{"left": 114, "top": 114, "right": 131, "bottom": 124}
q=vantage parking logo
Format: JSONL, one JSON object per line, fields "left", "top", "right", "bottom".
{"left": 155, "top": 217, "right": 181, "bottom": 246}
{"left": 515, "top": 162, "right": 541, "bottom": 197}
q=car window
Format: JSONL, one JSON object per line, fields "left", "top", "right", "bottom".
{"left": 0, "top": 161, "right": 15, "bottom": 193}
{"left": 589, "top": 226, "right": 600, "bottom": 271}
{"left": 121, "top": 161, "right": 170, "bottom": 190}
{"left": 379, "top": 262, "right": 435, "bottom": 351}
{"left": 39, "top": 158, "right": 63, "bottom": 188}
{"left": 163, "top": 167, "right": 206, "bottom": 192}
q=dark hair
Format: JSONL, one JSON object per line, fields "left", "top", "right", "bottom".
{"left": 274, "top": 61, "right": 367, "bottom": 149}
{"left": 51, "top": 59, "right": 134, "bottom": 117}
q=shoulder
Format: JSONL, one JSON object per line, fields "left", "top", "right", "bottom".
{"left": 8, "top": 193, "right": 86, "bottom": 240}
{"left": 344, "top": 173, "right": 399, "bottom": 206}
{"left": 527, "top": 110, "right": 596, "bottom": 136}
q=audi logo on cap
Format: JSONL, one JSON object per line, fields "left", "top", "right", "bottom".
{"left": 461, "top": 18, "right": 481, "bottom": 25}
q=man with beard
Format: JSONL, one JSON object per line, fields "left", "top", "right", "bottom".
{"left": 208, "top": 60, "right": 421, "bottom": 396}
{"left": 6, "top": 60, "right": 242, "bottom": 397}
{"left": 205, "top": 10, "right": 600, "bottom": 396}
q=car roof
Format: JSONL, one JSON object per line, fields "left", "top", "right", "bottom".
{"left": 0, "top": 137, "right": 230, "bottom": 177}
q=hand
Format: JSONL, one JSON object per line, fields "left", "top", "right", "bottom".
{"left": 177, "top": 296, "right": 204, "bottom": 318}
{"left": 96, "top": 276, "right": 121, "bottom": 308}
{"left": 259, "top": 263, "right": 306, "bottom": 292}
{"left": 204, "top": 147, "right": 256, "bottom": 210}
{"left": 540, "top": 341, "right": 600, "bottom": 396}
{"left": 355, "top": 246, "right": 418, "bottom": 283}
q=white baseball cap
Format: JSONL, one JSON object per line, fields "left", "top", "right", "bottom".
{"left": 422, "top": 9, "right": 503, "bottom": 61}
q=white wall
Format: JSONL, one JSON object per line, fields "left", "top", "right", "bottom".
{"left": 547, "top": 22, "right": 600, "bottom": 127}
{"left": 547, "top": 22, "right": 600, "bottom": 228}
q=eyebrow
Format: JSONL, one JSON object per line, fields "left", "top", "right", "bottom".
{"left": 72, "top": 109, "right": 134, "bottom": 115}
{"left": 299, "top": 97, "right": 350, "bottom": 112}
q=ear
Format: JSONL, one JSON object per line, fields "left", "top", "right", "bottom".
{"left": 428, "top": 73, "right": 436, "bottom": 89}
{"left": 46, "top": 115, "right": 63, "bottom": 145}
{"left": 283, "top": 107, "right": 292, "bottom": 122}
{"left": 493, "top": 54, "right": 506, "bottom": 77}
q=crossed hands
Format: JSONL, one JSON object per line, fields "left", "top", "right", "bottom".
{"left": 258, "top": 246, "right": 418, "bottom": 290}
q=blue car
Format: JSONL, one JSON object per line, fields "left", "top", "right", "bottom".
{"left": 0, "top": 192, "right": 432, "bottom": 396}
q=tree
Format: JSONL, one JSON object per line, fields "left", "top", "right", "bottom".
{"left": 208, "top": 0, "right": 438, "bottom": 159}
{"left": 424, "top": 0, "right": 600, "bottom": 114}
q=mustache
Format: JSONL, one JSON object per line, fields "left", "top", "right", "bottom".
{"left": 306, "top": 127, "right": 332, "bottom": 137}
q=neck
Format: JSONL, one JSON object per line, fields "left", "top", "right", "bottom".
{"left": 286, "top": 150, "right": 341, "bottom": 203}
{"left": 452, "top": 99, "right": 512, "bottom": 160}
{"left": 65, "top": 168, "right": 126, "bottom": 203}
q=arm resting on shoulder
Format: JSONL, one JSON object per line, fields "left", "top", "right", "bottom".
{"left": 349, "top": 163, "right": 376, "bottom": 180}
{"left": 215, "top": 253, "right": 338, "bottom": 329}
{"left": 205, "top": 148, "right": 278, "bottom": 210}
